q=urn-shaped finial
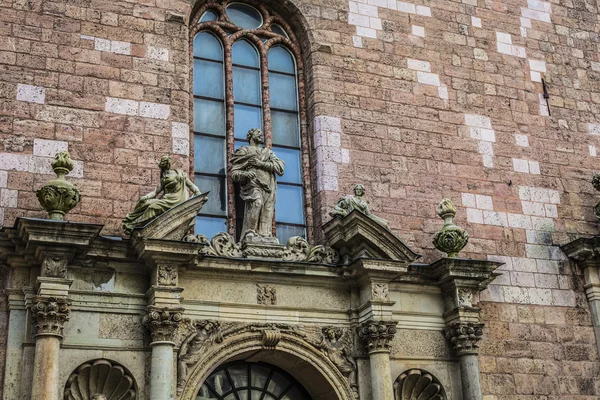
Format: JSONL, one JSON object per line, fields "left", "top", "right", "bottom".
{"left": 432, "top": 198, "right": 469, "bottom": 258}
{"left": 36, "top": 151, "right": 80, "bottom": 221}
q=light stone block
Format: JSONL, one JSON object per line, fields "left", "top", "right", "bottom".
{"left": 139, "top": 102, "right": 170, "bottom": 120}
{"left": 552, "top": 290, "right": 575, "bottom": 307}
{"left": 171, "top": 122, "right": 189, "bottom": 139}
{"left": 497, "top": 42, "right": 512, "bottom": 55}
{"left": 471, "top": 16, "right": 481, "bottom": 28}
{"left": 33, "top": 139, "right": 68, "bottom": 158}
{"left": 518, "top": 186, "right": 531, "bottom": 200}
{"left": 461, "top": 193, "right": 476, "bottom": 208}
{"left": 349, "top": 13, "right": 370, "bottom": 27}
{"left": 0, "top": 171, "right": 7, "bottom": 188}
{"left": 544, "top": 204, "right": 558, "bottom": 218}
{"left": 521, "top": 201, "right": 545, "bottom": 216}
{"left": 357, "top": 3, "right": 378, "bottom": 17}
{"left": 341, "top": 148, "right": 350, "bottom": 163}
{"left": 478, "top": 141, "right": 493, "bottom": 156}
{"left": 327, "top": 132, "right": 341, "bottom": 147}
{"left": 530, "top": 71, "right": 541, "bottom": 82}
{"left": 0, "top": 189, "right": 17, "bottom": 208}
{"left": 526, "top": 244, "right": 551, "bottom": 259}
{"left": 369, "top": 17, "right": 382, "bottom": 30}
{"left": 105, "top": 97, "right": 139, "bottom": 116}
{"left": 512, "top": 158, "right": 529, "bottom": 173}
{"left": 111, "top": 41, "right": 131, "bottom": 55}
{"left": 515, "top": 134, "right": 529, "bottom": 146}
{"left": 496, "top": 32, "right": 512, "bottom": 44}
{"left": 479, "top": 285, "right": 504, "bottom": 302}
{"left": 526, "top": 230, "right": 537, "bottom": 243}
{"left": 528, "top": 288, "right": 553, "bottom": 305}
{"left": 528, "top": 161, "right": 540, "bottom": 174}
{"left": 466, "top": 208, "right": 483, "bottom": 224}
{"left": 407, "top": 59, "right": 431, "bottom": 72}
{"left": 589, "top": 123, "right": 600, "bottom": 135}
{"left": 438, "top": 86, "right": 448, "bottom": 100}
{"left": 529, "top": 59, "right": 546, "bottom": 72}
{"left": 531, "top": 216, "right": 555, "bottom": 232}
{"left": 483, "top": 210, "right": 508, "bottom": 227}
{"left": 536, "top": 259, "right": 559, "bottom": 274}
{"left": 534, "top": 274, "right": 558, "bottom": 289}
{"left": 397, "top": 2, "right": 416, "bottom": 14}
{"left": 480, "top": 128, "right": 495, "bottom": 142}
{"left": 511, "top": 272, "right": 535, "bottom": 287}
{"left": 475, "top": 194, "right": 493, "bottom": 210}
{"left": 520, "top": 17, "right": 532, "bottom": 28}
{"left": 512, "top": 257, "right": 537, "bottom": 272}
{"left": 352, "top": 36, "right": 363, "bottom": 48}
{"left": 94, "top": 38, "right": 111, "bottom": 52}
{"left": 416, "top": 72, "right": 440, "bottom": 86}
{"left": 367, "top": 0, "right": 387, "bottom": 7}
{"left": 508, "top": 213, "right": 532, "bottom": 229}
{"left": 387, "top": 0, "right": 396, "bottom": 9}
{"left": 482, "top": 154, "right": 494, "bottom": 168}
{"left": 411, "top": 25, "right": 425, "bottom": 37}
{"left": 530, "top": 187, "right": 550, "bottom": 203}
{"left": 469, "top": 127, "right": 482, "bottom": 140}
{"left": 503, "top": 286, "right": 530, "bottom": 304}
{"left": 0, "top": 153, "right": 30, "bottom": 172}
{"left": 16, "top": 84, "right": 45, "bottom": 104}
{"left": 465, "top": 114, "right": 492, "bottom": 129}
{"left": 80, "top": 34, "right": 95, "bottom": 40}
{"left": 548, "top": 190, "right": 560, "bottom": 204}
{"left": 527, "top": 0, "right": 546, "bottom": 11}
{"left": 415, "top": 5, "right": 431, "bottom": 16}
{"left": 314, "top": 116, "right": 341, "bottom": 133}
{"left": 172, "top": 138, "right": 189, "bottom": 155}
{"left": 590, "top": 145, "right": 597, "bottom": 157}
{"left": 591, "top": 62, "right": 600, "bottom": 72}
{"left": 512, "top": 46, "right": 526, "bottom": 58}
{"left": 488, "top": 255, "right": 513, "bottom": 270}
{"left": 349, "top": 1, "right": 359, "bottom": 13}
{"left": 147, "top": 46, "right": 169, "bottom": 61}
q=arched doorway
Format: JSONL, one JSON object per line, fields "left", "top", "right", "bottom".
{"left": 197, "top": 361, "right": 311, "bottom": 400}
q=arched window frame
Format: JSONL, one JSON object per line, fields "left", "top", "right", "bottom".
{"left": 189, "top": 0, "right": 314, "bottom": 242}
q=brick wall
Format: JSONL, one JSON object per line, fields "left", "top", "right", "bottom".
{"left": 1, "top": 0, "right": 600, "bottom": 397}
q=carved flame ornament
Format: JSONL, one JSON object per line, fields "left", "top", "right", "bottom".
{"left": 394, "top": 369, "right": 447, "bottom": 400}
{"left": 432, "top": 198, "right": 469, "bottom": 258}
{"left": 36, "top": 151, "right": 80, "bottom": 221}
{"left": 64, "top": 359, "right": 136, "bottom": 400}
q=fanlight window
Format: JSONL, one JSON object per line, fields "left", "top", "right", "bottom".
{"left": 197, "top": 362, "right": 310, "bottom": 400}
{"left": 192, "top": 1, "right": 308, "bottom": 243}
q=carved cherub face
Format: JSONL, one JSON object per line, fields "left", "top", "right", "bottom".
{"left": 353, "top": 184, "right": 365, "bottom": 197}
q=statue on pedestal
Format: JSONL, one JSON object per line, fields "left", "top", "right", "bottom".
{"left": 123, "top": 156, "right": 202, "bottom": 234}
{"left": 330, "top": 184, "right": 389, "bottom": 229}
{"left": 231, "top": 128, "right": 284, "bottom": 239}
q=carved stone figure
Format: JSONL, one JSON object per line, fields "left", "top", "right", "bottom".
{"left": 330, "top": 184, "right": 389, "bottom": 229}
{"left": 283, "top": 236, "right": 340, "bottom": 264}
{"left": 177, "top": 320, "right": 223, "bottom": 394}
{"left": 231, "top": 128, "right": 284, "bottom": 238}
{"left": 64, "top": 359, "right": 136, "bottom": 400}
{"left": 36, "top": 151, "right": 80, "bottom": 221}
{"left": 592, "top": 173, "right": 600, "bottom": 220}
{"left": 257, "top": 285, "right": 277, "bottom": 305}
{"left": 432, "top": 198, "right": 469, "bottom": 258}
{"left": 316, "top": 327, "right": 358, "bottom": 393}
{"left": 122, "top": 155, "right": 201, "bottom": 234}
{"left": 394, "top": 369, "right": 447, "bottom": 400}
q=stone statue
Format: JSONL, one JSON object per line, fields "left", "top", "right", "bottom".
{"left": 316, "top": 327, "right": 358, "bottom": 395}
{"left": 330, "top": 184, "right": 389, "bottom": 229}
{"left": 231, "top": 128, "right": 284, "bottom": 238}
{"left": 122, "top": 155, "right": 201, "bottom": 234}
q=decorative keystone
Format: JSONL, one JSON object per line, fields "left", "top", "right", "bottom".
{"left": 592, "top": 173, "right": 600, "bottom": 220}
{"left": 432, "top": 199, "right": 469, "bottom": 258}
{"left": 36, "top": 151, "right": 80, "bottom": 221}
{"left": 444, "top": 323, "right": 484, "bottom": 356}
{"left": 30, "top": 296, "right": 71, "bottom": 338}
{"left": 358, "top": 320, "right": 397, "bottom": 353}
{"left": 143, "top": 306, "right": 184, "bottom": 343}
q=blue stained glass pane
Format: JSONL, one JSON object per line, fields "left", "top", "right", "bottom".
{"left": 234, "top": 104, "right": 262, "bottom": 139}
{"left": 268, "top": 46, "right": 294, "bottom": 74}
{"left": 194, "top": 59, "right": 224, "bottom": 99}
{"left": 276, "top": 224, "right": 306, "bottom": 244}
{"left": 232, "top": 40, "right": 259, "bottom": 67}
{"left": 272, "top": 111, "right": 300, "bottom": 148}
{"left": 269, "top": 73, "right": 297, "bottom": 111}
{"left": 194, "top": 175, "right": 227, "bottom": 216}
{"left": 195, "top": 216, "right": 228, "bottom": 239}
{"left": 194, "top": 136, "right": 226, "bottom": 175}
{"left": 275, "top": 185, "right": 304, "bottom": 224}
{"left": 270, "top": 24, "right": 288, "bottom": 38}
{"left": 233, "top": 67, "right": 261, "bottom": 104}
{"left": 226, "top": 4, "right": 262, "bottom": 30}
{"left": 194, "top": 98, "right": 225, "bottom": 136}
{"left": 193, "top": 32, "right": 223, "bottom": 60}
{"left": 200, "top": 10, "right": 218, "bottom": 22}
{"left": 274, "top": 147, "right": 301, "bottom": 184}
{"left": 234, "top": 140, "right": 246, "bottom": 150}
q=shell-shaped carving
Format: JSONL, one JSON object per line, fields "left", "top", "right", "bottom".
{"left": 64, "top": 359, "right": 136, "bottom": 400}
{"left": 393, "top": 369, "right": 446, "bottom": 400}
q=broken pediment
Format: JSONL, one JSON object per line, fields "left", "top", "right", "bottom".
{"left": 323, "top": 210, "right": 420, "bottom": 264}
{"left": 130, "top": 193, "right": 209, "bottom": 241}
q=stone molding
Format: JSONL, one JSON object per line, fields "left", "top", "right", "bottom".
{"left": 29, "top": 296, "right": 71, "bottom": 338}
{"left": 143, "top": 306, "right": 184, "bottom": 343}
{"left": 358, "top": 320, "right": 397, "bottom": 353}
{"left": 444, "top": 323, "right": 484, "bottom": 356}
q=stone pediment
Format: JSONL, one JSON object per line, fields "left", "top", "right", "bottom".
{"left": 323, "top": 210, "right": 420, "bottom": 263}
{"left": 131, "top": 193, "right": 209, "bottom": 241}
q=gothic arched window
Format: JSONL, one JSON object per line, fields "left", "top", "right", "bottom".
{"left": 191, "top": 1, "right": 309, "bottom": 243}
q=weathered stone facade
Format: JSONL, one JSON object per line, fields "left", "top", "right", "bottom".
{"left": 0, "top": 0, "right": 599, "bottom": 398}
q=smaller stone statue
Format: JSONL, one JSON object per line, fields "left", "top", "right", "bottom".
{"left": 432, "top": 198, "right": 469, "bottom": 258}
{"left": 36, "top": 151, "right": 80, "bottom": 221}
{"left": 592, "top": 173, "right": 600, "bottom": 220}
{"left": 330, "top": 184, "right": 389, "bottom": 229}
{"left": 231, "top": 128, "right": 284, "bottom": 239}
{"left": 315, "top": 327, "right": 358, "bottom": 396}
{"left": 122, "top": 155, "right": 201, "bottom": 234}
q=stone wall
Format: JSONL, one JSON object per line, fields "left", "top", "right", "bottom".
{"left": 1, "top": 0, "right": 600, "bottom": 397}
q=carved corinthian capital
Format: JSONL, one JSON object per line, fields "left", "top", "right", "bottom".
{"left": 358, "top": 320, "right": 397, "bottom": 353}
{"left": 30, "top": 297, "right": 71, "bottom": 338}
{"left": 143, "top": 306, "right": 184, "bottom": 343}
{"left": 444, "top": 323, "right": 484, "bottom": 356}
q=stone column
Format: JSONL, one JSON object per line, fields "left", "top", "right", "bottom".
{"left": 29, "top": 297, "right": 71, "bottom": 400}
{"left": 445, "top": 323, "right": 484, "bottom": 400}
{"left": 143, "top": 306, "right": 184, "bottom": 400}
{"left": 358, "top": 320, "right": 397, "bottom": 400}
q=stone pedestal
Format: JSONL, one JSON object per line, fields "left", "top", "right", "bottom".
{"left": 358, "top": 320, "right": 397, "bottom": 400}
{"left": 29, "top": 296, "right": 70, "bottom": 400}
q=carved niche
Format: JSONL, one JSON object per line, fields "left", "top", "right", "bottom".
{"left": 64, "top": 359, "right": 137, "bottom": 400}
{"left": 394, "top": 369, "right": 447, "bottom": 400}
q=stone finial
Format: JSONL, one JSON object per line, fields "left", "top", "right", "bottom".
{"left": 592, "top": 173, "right": 600, "bottom": 220}
{"left": 36, "top": 151, "right": 80, "bottom": 221}
{"left": 444, "top": 323, "right": 484, "bottom": 356}
{"left": 432, "top": 199, "right": 469, "bottom": 258}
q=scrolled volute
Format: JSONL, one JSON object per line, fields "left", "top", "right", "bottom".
{"left": 444, "top": 322, "right": 484, "bottom": 356}
{"left": 143, "top": 306, "right": 184, "bottom": 343}
{"left": 358, "top": 320, "right": 397, "bottom": 353}
{"left": 30, "top": 296, "right": 71, "bottom": 338}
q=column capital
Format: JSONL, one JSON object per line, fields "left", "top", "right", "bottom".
{"left": 29, "top": 296, "right": 71, "bottom": 338}
{"left": 143, "top": 305, "right": 185, "bottom": 344}
{"left": 358, "top": 320, "right": 397, "bottom": 354}
{"left": 444, "top": 322, "right": 484, "bottom": 356}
